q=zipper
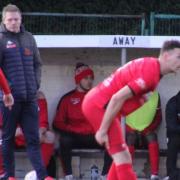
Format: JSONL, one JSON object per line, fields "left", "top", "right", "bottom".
{"left": 16, "top": 33, "right": 27, "bottom": 100}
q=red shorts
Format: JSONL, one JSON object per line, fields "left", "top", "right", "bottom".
{"left": 82, "top": 89, "right": 127, "bottom": 155}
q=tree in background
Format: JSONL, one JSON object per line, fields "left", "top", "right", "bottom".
{"left": 0, "top": 0, "right": 179, "bottom": 14}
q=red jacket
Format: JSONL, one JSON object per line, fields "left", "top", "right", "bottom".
{"left": 53, "top": 89, "right": 94, "bottom": 135}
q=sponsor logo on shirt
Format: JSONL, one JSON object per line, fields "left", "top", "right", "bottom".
{"left": 71, "top": 98, "right": 80, "bottom": 105}
{"left": 135, "top": 78, "right": 146, "bottom": 90}
{"left": 6, "top": 40, "right": 17, "bottom": 48}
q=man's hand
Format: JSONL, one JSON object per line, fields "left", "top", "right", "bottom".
{"left": 3, "top": 93, "right": 14, "bottom": 110}
{"left": 39, "top": 128, "right": 47, "bottom": 143}
{"left": 95, "top": 130, "right": 109, "bottom": 149}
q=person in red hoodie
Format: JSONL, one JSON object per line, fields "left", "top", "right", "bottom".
{"left": 14, "top": 91, "right": 55, "bottom": 176}
{"left": 53, "top": 63, "right": 112, "bottom": 180}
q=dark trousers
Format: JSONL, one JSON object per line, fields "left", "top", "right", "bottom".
{"left": 59, "top": 131, "right": 112, "bottom": 176}
{"left": 166, "top": 135, "right": 180, "bottom": 178}
{"left": 1, "top": 101, "right": 47, "bottom": 179}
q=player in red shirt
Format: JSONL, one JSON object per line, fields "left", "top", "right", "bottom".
{"left": 82, "top": 40, "right": 180, "bottom": 180}
{"left": 0, "top": 69, "right": 14, "bottom": 109}
{"left": 14, "top": 91, "right": 55, "bottom": 177}
{"left": 0, "top": 68, "right": 14, "bottom": 178}
{"left": 53, "top": 63, "right": 112, "bottom": 180}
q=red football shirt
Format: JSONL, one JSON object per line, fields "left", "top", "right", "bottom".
{"left": 93, "top": 57, "right": 161, "bottom": 115}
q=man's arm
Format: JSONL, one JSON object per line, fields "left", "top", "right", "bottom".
{"left": 96, "top": 85, "right": 133, "bottom": 148}
{"left": 53, "top": 97, "right": 70, "bottom": 132}
{"left": 32, "top": 36, "right": 42, "bottom": 89}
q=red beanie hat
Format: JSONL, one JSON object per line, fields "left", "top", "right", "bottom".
{"left": 74, "top": 63, "right": 94, "bottom": 84}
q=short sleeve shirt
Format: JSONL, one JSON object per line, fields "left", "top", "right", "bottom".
{"left": 95, "top": 57, "right": 161, "bottom": 115}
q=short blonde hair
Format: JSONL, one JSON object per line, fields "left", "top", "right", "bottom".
{"left": 2, "top": 4, "right": 21, "bottom": 21}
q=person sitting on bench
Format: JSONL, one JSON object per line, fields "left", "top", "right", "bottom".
{"left": 53, "top": 63, "right": 112, "bottom": 180}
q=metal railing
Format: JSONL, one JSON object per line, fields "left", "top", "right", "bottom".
{"left": 21, "top": 12, "right": 145, "bottom": 35}
{"left": 2, "top": 12, "right": 179, "bottom": 36}
{"left": 150, "top": 12, "right": 180, "bottom": 35}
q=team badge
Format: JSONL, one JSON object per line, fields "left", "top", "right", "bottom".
{"left": 6, "top": 40, "right": 17, "bottom": 48}
{"left": 135, "top": 78, "right": 146, "bottom": 89}
{"left": 71, "top": 98, "right": 80, "bottom": 105}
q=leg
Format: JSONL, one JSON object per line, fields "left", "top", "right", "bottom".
{"left": 0, "top": 130, "right": 4, "bottom": 176}
{"left": 166, "top": 136, "right": 179, "bottom": 177}
{"left": 20, "top": 101, "right": 47, "bottom": 180}
{"left": 41, "top": 143, "right": 54, "bottom": 167}
{"left": 1, "top": 102, "right": 20, "bottom": 178}
{"left": 68, "top": 133, "right": 112, "bottom": 176}
{"left": 82, "top": 101, "right": 136, "bottom": 180}
{"left": 41, "top": 131, "right": 55, "bottom": 167}
{"left": 59, "top": 131, "right": 74, "bottom": 175}
{"left": 101, "top": 151, "right": 112, "bottom": 176}
{"left": 126, "top": 129, "right": 137, "bottom": 160}
{"left": 46, "top": 155, "right": 56, "bottom": 178}
{"left": 108, "top": 119, "right": 136, "bottom": 180}
{"left": 145, "top": 132, "right": 159, "bottom": 176}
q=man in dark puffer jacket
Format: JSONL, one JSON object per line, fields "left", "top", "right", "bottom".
{"left": 0, "top": 4, "right": 53, "bottom": 180}
{"left": 164, "top": 91, "right": 180, "bottom": 180}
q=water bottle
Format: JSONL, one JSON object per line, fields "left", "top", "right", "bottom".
{"left": 91, "top": 164, "right": 99, "bottom": 180}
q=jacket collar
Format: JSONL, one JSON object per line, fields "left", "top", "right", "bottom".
{"left": 0, "top": 23, "right": 25, "bottom": 33}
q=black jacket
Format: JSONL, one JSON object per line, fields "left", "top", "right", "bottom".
{"left": 0, "top": 23, "right": 42, "bottom": 101}
{"left": 166, "top": 92, "right": 180, "bottom": 137}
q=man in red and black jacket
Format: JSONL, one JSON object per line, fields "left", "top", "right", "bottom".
{"left": 53, "top": 63, "right": 112, "bottom": 180}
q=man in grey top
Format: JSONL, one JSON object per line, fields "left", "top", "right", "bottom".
{"left": 0, "top": 4, "right": 53, "bottom": 180}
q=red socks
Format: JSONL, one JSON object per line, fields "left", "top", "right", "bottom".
{"left": 41, "top": 143, "right": 54, "bottom": 167}
{"left": 107, "top": 163, "right": 137, "bottom": 180}
{"left": 148, "top": 141, "right": 159, "bottom": 175}
{"left": 0, "top": 145, "right": 4, "bottom": 175}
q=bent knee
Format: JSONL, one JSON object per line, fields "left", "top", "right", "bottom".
{"left": 111, "top": 149, "right": 132, "bottom": 165}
